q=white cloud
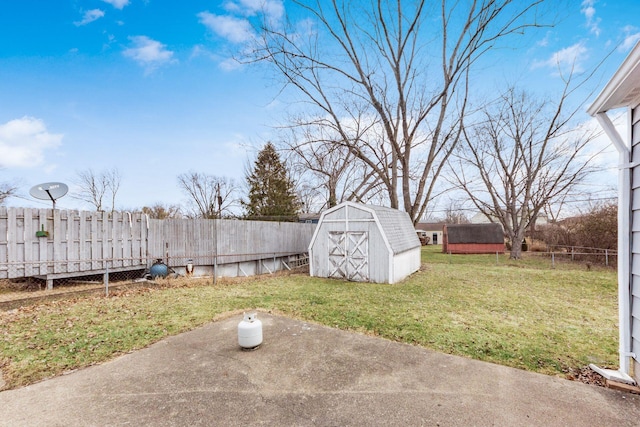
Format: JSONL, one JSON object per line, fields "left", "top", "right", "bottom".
{"left": 198, "top": 12, "right": 255, "bottom": 44}
{"left": 101, "top": 0, "right": 129, "bottom": 9}
{"left": 122, "top": 36, "right": 176, "bottom": 73}
{"left": 74, "top": 9, "right": 105, "bottom": 26}
{"left": 536, "top": 32, "right": 550, "bottom": 48}
{"left": 620, "top": 26, "right": 640, "bottom": 52}
{"left": 621, "top": 33, "right": 640, "bottom": 52}
{"left": 190, "top": 45, "right": 244, "bottom": 70}
{"left": 219, "top": 57, "right": 243, "bottom": 71}
{"left": 197, "top": 1, "right": 284, "bottom": 69}
{"left": 532, "top": 42, "right": 589, "bottom": 74}
{"left": 190, "top": 45, "right": 213, "bottom": 60}
{"left": 0, "top": 117, "right": 63, "bottom": 168}
{"left": 223, "top": 0, "right": 284, "bottom": 21}
{"left": 580, "top": 0, "right": 601, "bottom": 37}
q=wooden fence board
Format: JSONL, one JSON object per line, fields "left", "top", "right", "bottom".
{"left": 0, "top": 208, "right": 6, "bottom": 278}
{"left": 53, "top": 209, "right": 62, "bottom": 274}
{"left": 79, "top": 211, "right": 89, "bottom": 271}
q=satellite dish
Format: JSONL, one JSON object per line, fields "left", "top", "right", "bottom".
{"left": 29, "top": 182, "right": 69, "bottom": 209}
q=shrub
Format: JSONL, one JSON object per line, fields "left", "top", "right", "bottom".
{"left": 529, "top": 239, "right": 547, "bottom": 252}
{"left": 572, "top": 203, "right": 617, "bottom": 250}
{"left": 537, "top": 203, "right": 616, "bottom": 252}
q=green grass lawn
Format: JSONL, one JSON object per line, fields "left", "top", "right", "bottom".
{"left": 0, "top": 246, "right": 618, "bottom": 390}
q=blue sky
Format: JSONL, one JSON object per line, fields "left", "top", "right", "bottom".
{"left": 0, "top": 0, "right": 639, "bottom": 212}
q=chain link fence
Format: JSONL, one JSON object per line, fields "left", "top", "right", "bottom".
{"left": 544, "top": 245, "right": 617, "bottom": 267}
{"left": 438, "top": 245, "right": 617, "bottom": 269}
{"left": 0, "top": 252, "right": 310, "bottom": 297}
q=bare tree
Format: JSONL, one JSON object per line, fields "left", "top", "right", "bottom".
{"left": 251, "top": 0, "right": 548, "bottom": 223}
{"left": 294, "top": 180, "right": 323, "bottom": 214}
{"left": 0, "top": 182, "right": 16, "bottom": 206}
{"left": 141, "top": 203, "right": 183, "bottom": 219}
{"left": 442, "top": 200, "right": 471, "bottom": 225}
{"left": 105, "top": 168, "right": 121, "bottom": 214}
{"left": 280, "top": 117, "right": 384, "bottom": 210}
{"left": 177, "top": 172, "right": 238, "bottom": 219}
{"left": 449, "top": 85, "right": 600, "bottom": 259}
{"left": 0, "top": 168, "right": 17, "bottom": 206}
{"left": 74, "top": 168, "right": 122, "bottom": 212}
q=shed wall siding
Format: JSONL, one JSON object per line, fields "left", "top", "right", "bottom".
{"left": 631, "top": 105, "right": 640, "bottom": 373}
{"left": 310, "top": 207, "right": 390, "bottom": 282}
{"left": 391, "top": 248, "right": 421, "bottom": 284}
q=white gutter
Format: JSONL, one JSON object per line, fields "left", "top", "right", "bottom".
{"left": 593, "top": 112, "right": 635, "bottom": 384}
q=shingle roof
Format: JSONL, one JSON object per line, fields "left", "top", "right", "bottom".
{"left": 445, "top": 223, "right": 504, "bottom": 244}
{"left": 416, "top": 222, "right": 446, "bottom": 231}
{"left": 368, "top": 204, "right": 421, "bottom": 254}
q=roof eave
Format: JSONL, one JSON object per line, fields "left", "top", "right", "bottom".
{"left": 588, "top": 41, "right": 640, "bottom": 116}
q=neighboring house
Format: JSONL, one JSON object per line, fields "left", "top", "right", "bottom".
{"left": 309, "top": 201, "right": 421, "bottom": 284}
{"left": 415, "top": 222, "right": 446, "bottom": 245}
{"left": 442, "top": 223, "right": 505, "bottom": 254}
{"left": 470, "top": 212, "right": 493, "bottom": 224}
{"left": 298, "top": 213, "right": 321, "bottom": 224}
{"left": 588, "top": 40, "right": 640, "bottom": 385}
{"left": 470, "top": 211, "right": 548, "bottom": 232}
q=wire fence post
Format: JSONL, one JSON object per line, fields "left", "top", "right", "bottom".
{"left": 551, "top": 252, "right": 555, "bottom": 269}
{"left": 496, "top": 251, "right": 499, "bottom": 265}
{"left": 213, "top": 219, "right": 217, "bottom": 285}
{"left": 605, "top": 249, "right": 609, "bottom": 267}
{"left": 214, "top": 255, "right": 217, "bottom": 285}
{"left": 104, "top": 261, "right": 109, "bottom": 297}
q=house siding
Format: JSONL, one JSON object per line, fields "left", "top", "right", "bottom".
{"left": 309, "top": 204, "right": 388, "bottom": 283}
{"left": 415, "top": 222, "right": 445, "bottom": 245}
{"left": 631, "top": 105, "right": 640, "bottom": 381}
{"left": 392, "top": 247, "right": 422, "bottom": 283}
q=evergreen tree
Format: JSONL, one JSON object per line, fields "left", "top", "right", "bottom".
{"left": 243, "top": 142, "right": 300, "bottom": 220}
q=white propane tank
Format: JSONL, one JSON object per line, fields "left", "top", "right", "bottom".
{"left": 238, "top": 312, "right": 263, "bottom": 349}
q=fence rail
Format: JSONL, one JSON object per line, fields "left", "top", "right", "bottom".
{"left": 545, "top": 245, "right": 617, "bottom": 267}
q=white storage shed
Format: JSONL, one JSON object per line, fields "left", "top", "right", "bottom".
{"left": 308, "top": 202, "right": 421, "bottom": 284}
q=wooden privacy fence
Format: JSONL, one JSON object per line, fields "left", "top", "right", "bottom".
{"left": 0, "top": 208, "right": 147, "bottom": 281}
{"left": 0, "top": 207, "right": 316, "bottom": 288}
{"left": 147, "top": 218, "right": 315, "bottom": 267}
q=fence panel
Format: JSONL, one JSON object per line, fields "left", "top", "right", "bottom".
{"left": 147, "top": 218, "right": 315, "bottom": 267}
{"left": 0, "top": 208, "right": 148, "bottom": 280}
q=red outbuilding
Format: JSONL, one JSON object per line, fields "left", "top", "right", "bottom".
{"left": 442, "top": 223, "right": 505, "bottom": 254}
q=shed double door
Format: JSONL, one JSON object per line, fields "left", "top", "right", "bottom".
{"left": 328, "top": 231, "right": 369, "bottom": 281}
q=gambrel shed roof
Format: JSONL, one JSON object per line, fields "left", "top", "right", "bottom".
{"left": 366, "top": 204, "right": 421, "bottom": 254}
